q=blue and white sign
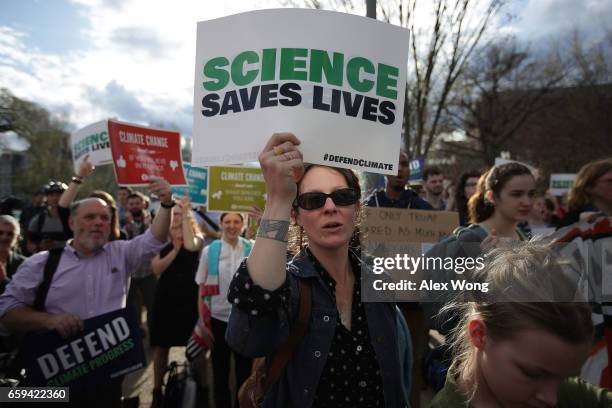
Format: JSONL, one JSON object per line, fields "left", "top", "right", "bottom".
{"left": 20, "top": 308, "right": 145, "bottom": 388}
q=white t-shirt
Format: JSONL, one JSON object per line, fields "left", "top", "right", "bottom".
{"left": 195, "top": 239, "right": 248, "bottom": 322}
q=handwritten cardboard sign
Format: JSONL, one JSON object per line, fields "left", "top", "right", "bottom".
{"left": 361, "top": 207, "right": 459, "bottom": 244}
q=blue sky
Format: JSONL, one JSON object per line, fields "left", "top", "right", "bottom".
{"left": 0, "top": 0, "right": 610, "bottom": 138}
{"left": 0, "top": 0, "right": 89, "bottom": 54}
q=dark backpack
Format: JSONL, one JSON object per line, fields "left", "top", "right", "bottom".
{"left": 163, "top": 362, "right": 198, "bottom": 408}
{"left": 421, "top": 225, "right": 487, "bottom": 391}
{"left": 421, "top": 224, "right": 488, "bottom": 328}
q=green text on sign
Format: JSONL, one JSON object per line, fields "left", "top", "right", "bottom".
{"left": 202, "top": 48, "right": 399, "bottom": 100}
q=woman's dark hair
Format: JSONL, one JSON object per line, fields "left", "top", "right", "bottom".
{"left": 454, "top": 170, "right": 482, "bottom": 223}
{"left": 468, "top": 163, "right": 533, "bottom": 224}
{"left": 544, "top": 197, "right": 556, "bottom": 212}
{"left": 89, "top": 190, "right": 121, "bottom": 241}
{"left": 288, "top": 165, "right": 362, "bottom": 254}
{"left": 220, "top": 212, "right": 244, "bottom": 223}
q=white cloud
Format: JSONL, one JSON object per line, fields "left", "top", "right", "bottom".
{"left": 1, "top": 0, "right": 609, "bottom": 138}
{"left": 512, "top": 0, "right": 611, "bottom": 45}
{"left": 0, "top": 0, "right": 281, "bottom": 135}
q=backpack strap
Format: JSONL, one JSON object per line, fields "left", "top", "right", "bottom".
{"left": 262, "top": 279, "right": 312, "bottom": 391}
{"left": 33, "top": 247, "right": 64, "bottom": 311}
{"left": 36, "top": 210, "right": 47, "bottom": 236}
{"left": 453, "top": 224, "right": 489, "bottom": 242}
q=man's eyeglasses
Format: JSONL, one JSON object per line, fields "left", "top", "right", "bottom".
{"left": 294, "top": 188, "right": 359, "bottom": 210}
{"left": 0, "top": 230, "right": 15, "bottom": 237}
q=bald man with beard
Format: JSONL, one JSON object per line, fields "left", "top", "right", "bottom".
{"left": 0, "top": 177, "right": 174, "bottom": 408}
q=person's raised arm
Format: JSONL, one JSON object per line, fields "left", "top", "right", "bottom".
{"left": 180, "top": 197, "right": 203, "bottom": 252}
{"left": 151, "top": 247, "right": 179, "bottom": 276}
{"left": 148, "top": 177, "right": 173, "bottom": 242}
{"left": 246, "top": 133, "right": 303, "bottom": 291}
{"left": 59, "top": 155, "right": 94, "bottom": 208}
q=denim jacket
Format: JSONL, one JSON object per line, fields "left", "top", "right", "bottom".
{"left": 226, "top": 250, "right": 408, "bottom": 408}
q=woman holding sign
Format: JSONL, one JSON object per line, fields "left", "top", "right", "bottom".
{"left": 150, "top": 198, "right": 203, "bottom": 407}
{"left": 225, "top": 133, "right": 410, "bottom": 407}
{"left": 429, "top": 243, "right": 611, "bottom": 407}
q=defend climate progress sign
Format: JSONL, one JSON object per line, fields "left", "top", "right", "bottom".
{"left": 20, "top": 308, "right": 145, "bottom": 388}
{"left": 192, "top": 9, "right": 410, "bottom": 175}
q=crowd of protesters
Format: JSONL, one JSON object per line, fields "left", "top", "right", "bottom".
{"left": 0, "top": 139, "right": 610, "bottom": 408}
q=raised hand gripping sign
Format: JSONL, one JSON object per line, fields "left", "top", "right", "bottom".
{"left": 193, "top": 9, "right": 410, "bottom": 175}
{"left": 108, "top": 119, "right": 187, "bottom": 186}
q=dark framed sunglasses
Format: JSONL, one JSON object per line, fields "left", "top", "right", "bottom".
{"left": 294, "top": 188, "right": 359, "bottom": 210}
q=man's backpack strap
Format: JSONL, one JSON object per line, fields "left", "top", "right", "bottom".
{"left": 33, "top": 248, "right": 64, "bottom": 312}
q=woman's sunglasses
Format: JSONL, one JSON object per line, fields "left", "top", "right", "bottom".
{"left": 294, "top": 188, "right": 359, "bottom": 210}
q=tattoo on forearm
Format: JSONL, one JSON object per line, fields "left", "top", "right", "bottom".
{"left": 257, "top": 219, "right": 290, "bottom": 242}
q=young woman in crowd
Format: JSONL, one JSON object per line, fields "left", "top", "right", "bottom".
{"left": 225, "top": 133, "right": 409, "bottom": 407}
{"left": 149, "top": 199, "right": 203, "bottom": 407}
{"left": 466, "top": 162, "right": 535, "bottom": 244}
{"left": 449, "top": 170, "right": 482, "bottom": 226}
{"left": 423, "top": 163, "right": 536, "bottom": 335}
{"left": 429, "top": 243, "right": 611, "bottom": 407}
{"left": 558, "top": 157, "right": 612, "bottom": 228}
{"left": 195, "top": 212, "right": 253, "bottom": 408}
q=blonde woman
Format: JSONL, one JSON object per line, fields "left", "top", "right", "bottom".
{"left": 429, "top": 243, "right": 611, "bottom": 407}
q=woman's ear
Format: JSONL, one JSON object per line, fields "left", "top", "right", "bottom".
{"left": 290, "top": 207, "right": 299, "bottom": 226}
{"left": 485, "top": 190, "right": 496, "bottom": 206}
{"left": 468, "top": 319, "right": 488, "bottom": 350}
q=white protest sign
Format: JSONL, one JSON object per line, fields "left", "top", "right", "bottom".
{"left": 71, "top": 120, "right": 112, "bottom": 174}
{"left": 494, "top": 158, "right": 539, "bottom": 179}
{"left": 193, "top": 9, "right": 410, "bottom": 175}
{"left": 549, "top": 173, "right": 576, "bottom": 195}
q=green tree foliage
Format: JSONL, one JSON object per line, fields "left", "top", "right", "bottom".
{"left": 1, "top": 88, "right": 73, "bottom": 197}
{"left": 1, "top": 89, "right": 122, "bottom": 200}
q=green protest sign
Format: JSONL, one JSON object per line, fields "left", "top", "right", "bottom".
{"left": 549, "top": 173, "right": 576, "bottom": 195}
{"left": 207, "top": 166, "right": 266, "bottom": 212}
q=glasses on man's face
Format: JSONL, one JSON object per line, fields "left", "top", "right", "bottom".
{"left": 0, "top": 230, "right": 15, "bottom": 237}
{"left": 294, "top": 188, "right": 359, "bottom": 210}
